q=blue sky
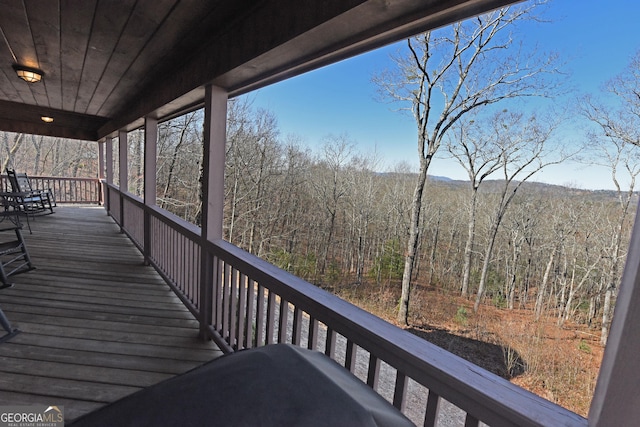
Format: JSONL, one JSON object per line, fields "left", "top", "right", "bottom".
{"left": 247, "top": 0, "right": 640, "bottom": 190}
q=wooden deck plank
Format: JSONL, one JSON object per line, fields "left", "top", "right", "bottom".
{"left": 1, "top": 287, "right": 188, "bottom": 311}
{"left": 4, "top": 311, "right": 201, "bottom": 338}
{"left": 0, "top": 206, "right": 221, "bottom": 422}
{"left": 0, "top": 372, "right": 140, "bottom": 403}
{"left": 0, "top": 304, "right": 200, "bottom": 328}
{"left": 0, "top": 294, "right": 196, "bottom": 320}
{"left": 9, "top": 333, "right": 214, "bottom": 361}
{"left": 0, "top": 343, "right": 203, "bottom": 374}
{"left": 0, "top": 356, "right": 173, "bottom": 387}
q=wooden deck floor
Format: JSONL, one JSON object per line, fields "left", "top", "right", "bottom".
{"left": 0, "top": 206, "right": 222, "bottom": 422}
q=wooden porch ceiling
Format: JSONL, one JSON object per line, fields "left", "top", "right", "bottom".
{"left": 0, "top": 0, "right": 519, "bottom": 142}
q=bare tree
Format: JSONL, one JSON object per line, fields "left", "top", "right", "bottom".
{"left": 1, "top": 132, "right": 25, "bottom": 173}
{"left": 472, "top": 111, "right": 565, "bottom": 313}
{"left": 157, "top": 110, "right": 203, "bottom": 217}
{"left": 581, "top": 54, "right": 640, "bottom": 343}
{"left": 310, "top": 135, "right": 354, "bottom": 277}
{"left": 375, "top": 2, "right": 561, "bottom": 324}
{"left": 447, "top": 117, "right": 502, "bottom": 297}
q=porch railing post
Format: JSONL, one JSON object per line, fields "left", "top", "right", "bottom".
{"left": 98, "top": 139, "right": 105, "bottom": 206}
{"left": 199, "top": 85, "right": 228, "bottom": 341}
{"left": 118, "top": 130, "right": 128, "bottom": 231}
{"left": 143, "top": 116, "right": 158, "bottom": 265}
{"left": 105, "top": 137, "right": 113, "bottom": 213}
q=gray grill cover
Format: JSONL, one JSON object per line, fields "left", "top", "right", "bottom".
{"left": 69, "top": 343, "right": 414, "bottom": 427}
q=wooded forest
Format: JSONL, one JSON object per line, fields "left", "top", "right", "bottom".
{"left": 0, "top": 94, "right": 634, "bottom": 350}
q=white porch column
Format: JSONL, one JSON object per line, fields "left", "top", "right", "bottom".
{"left": 199, "top": 84, "right": 228, "bottom": 341}
{"left": 102, "top": 137, "right": 113, "bottom": 212}
{"left": 144, "top": 117, "right": 158, "bottom": 206}
{"left": 105, "top": 137, "right": 113, "bottom": 185}
{"left": 98, "top": 138, "right": 106, "bottom": 207}
{"left": 98, "top": 140, "right": 105, "bottom": 181}
{"left": 118, "top": 130, "right": 128, "bottom": 192}
{"left": 201, "top": 85, "right": 227, "bottom": 241}
{"left": 143, "top": 117, "right": 158, "bottom": 265}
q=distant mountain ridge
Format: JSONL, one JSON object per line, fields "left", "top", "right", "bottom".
{"left": 376, "top": 172, "right": 627, "bottom": 200}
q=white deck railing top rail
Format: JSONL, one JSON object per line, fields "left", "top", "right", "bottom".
{"left": 107, "top": 184, "right": 586, "bottom": 427}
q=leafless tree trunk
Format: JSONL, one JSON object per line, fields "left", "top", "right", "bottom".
{"left": 473, "top": 111, "right": 567, "bottom": 313}
{"left": 580, "top": 52, "right": 640, "bottom": 343}
{"left": 1, "top": 132, "right": 24, "bottom": 173}
{"left": 447, "top": 118, "right": 502, "bottom": 297}
{"left": 374, "top": 3, "right": 561, "bottom": 325}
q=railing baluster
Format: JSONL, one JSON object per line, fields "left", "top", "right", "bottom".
{"left": 325, "top": 327, "right": 336, "bottom": 358}
{"left": 214, "top": 257, "right": 223, "bottom": 330}
{"left": 345, "top": 341, "right": 357, "bottom": 373}
{"left": 464, "top": 414, "right": 480, "bottom": 427}
{"left": 278, "top": 298, "right": 289, "bottom": 343}
{"left": 245, "top": 279, "right": 256, "bottom": 349}
{"left": 255, "top": 284, "right": 265, "bottom": 347}
{"left": 229, "top": 267, "right": 238, "bottom": 348}
{"left": 307, "top": 317, "right": 318, "bottom": 350}
{"left": 237, "top": 273, "right": 247, "bottom": 350}
{"left": 423, "top": 390, "right": 440, "bottom": 427}
{"left": 266, "top": 290, "right": 276, "bottom": 345}
{"left": 367, "top": 354, "right": 380, "bottom": 390}
{"left": 192, "top": 241, "right": 198, "bottom": 305}
{"left": 221, "top": 263, "right": 231, "bottom": 341}
{"left": 182, "top": 234, "right": 186, "bottom": 295}
{"left": 393, "top": 372, "right": 407, "bottom": 411}
{"left": 291, "top": 308, "right": 302, "bottom": 345}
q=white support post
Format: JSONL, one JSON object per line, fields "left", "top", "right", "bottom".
{"left": 117, "top": 130, "right": 128, "bottom": 230}
{"left": 103, "top": 137, "right": 113, "bottom": 212}
{"left": 98, "top": 140, "right": 105, "bottom": 181}
{"left": 98, "top": 139, "right": 106, "bottom": 206}
{"left": 143, "top": 117, "right": 158, "bottom": 264}
{"left": 144, "top": 116, "right": 158, "bottom": 206}
{"left": 589, "top": 199, "right": 640, "bottom": 426}
{"left": 105, "top": 137, "right": 113, "bottom": 185}
{"left": 118, "top": 130, "right": 128, "bottom": 192}
{"left": 201, "top": 85, "right": 227, "bottom": 241}
{"left": 199, "top": 84, "right": 228, "bottom": 341}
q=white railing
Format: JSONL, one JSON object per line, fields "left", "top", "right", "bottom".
{"left": 108, "top": 184, "right": 586, "bottom": 427}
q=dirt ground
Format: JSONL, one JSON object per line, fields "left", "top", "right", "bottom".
{"left": 336, "top": 284, "right": 603, "bottom": 418}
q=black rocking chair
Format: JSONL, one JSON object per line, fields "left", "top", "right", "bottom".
{"left": 0, "top": 193, "right": 36, "bottom": 343}
{"left": 6, "top": 168, "right": 56, "bottom": 215}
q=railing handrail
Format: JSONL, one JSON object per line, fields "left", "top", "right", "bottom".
{"left": 28, "top": 175, "right": 99, "bottom": 182}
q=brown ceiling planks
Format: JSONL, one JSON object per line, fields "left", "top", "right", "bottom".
{"left": 59, "top": 0, "right": 96, "bottom": 112}
{"left": 96, "top": 0, "right": 220, "bottom": 118}
{"left": 92, "top": 0, "right": 180, "bottom": 118}
{"left": 0, "top": 47, "right": 22, "bottom": 103}
{"left": 0, "top": 0, "right": 39, "bottom": 105}
{"left": 23, "top": 0, "right": 60, "bottom": 109}
{"left": 74, "top": 0, "right": 137, "bottom": 116}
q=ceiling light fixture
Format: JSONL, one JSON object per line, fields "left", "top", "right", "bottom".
{"left": 41, "top": 116, "right": 53, "bottom": 123}
{"left": 12, "top": 64, "right": 44, "bottom": 83}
